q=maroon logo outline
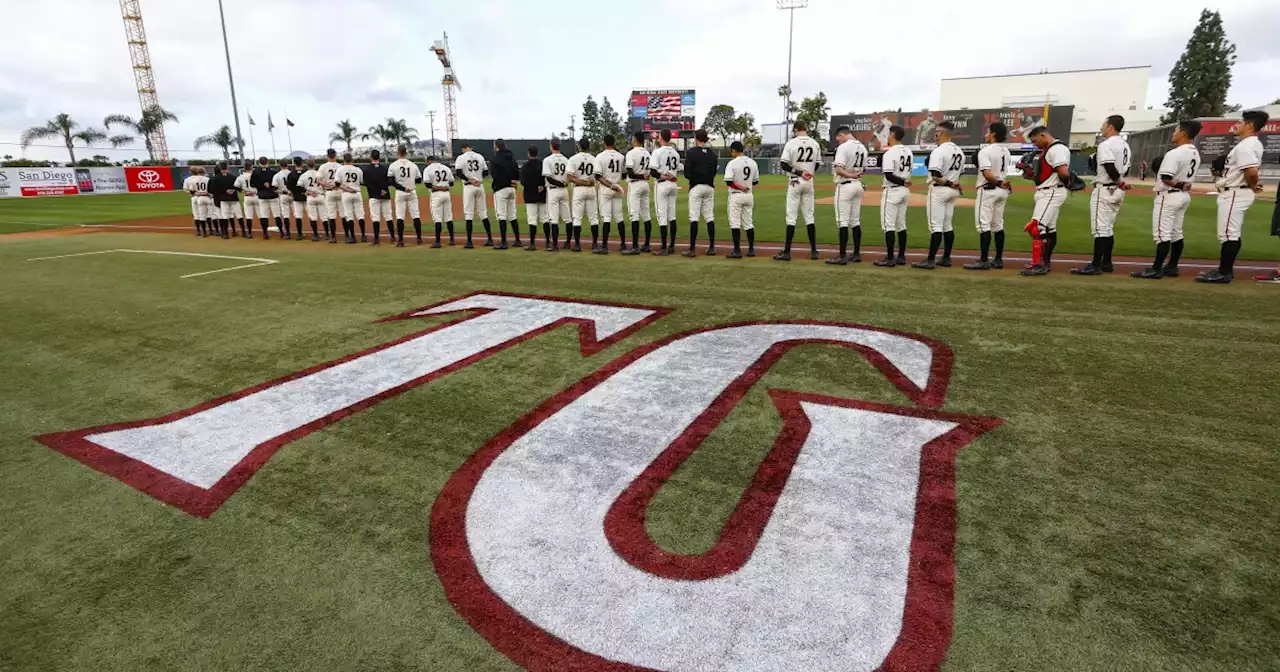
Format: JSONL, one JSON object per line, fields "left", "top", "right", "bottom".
{"left": 33, "top": 291, "right": 672, "bottom": 518}
{"left": 431, "top": 321, "right": 1002, "bottom": 671}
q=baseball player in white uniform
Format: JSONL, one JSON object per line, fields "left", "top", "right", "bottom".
{"left": 1021, "top": 127, "right": 1073, "bottom": 276}
{"left": 183, "top": 166, "right": 214, "bottom": 237}
{"left": 916, "top": 121, "right": 965, "bottom": 269}
{"left": 622, "top": 132, "right": 652, "bottom": 255}
{"left": 1074, "top": 115, "right": 1132, "bottom": 275}
{"left": 776, "top": 120, "right": 823, "bottom": 261}
{"left": 566, "top": 138, "right": 598, "bottom": 253}
{"left": 542, "top": 140, "right": 571, "bottom": 252}
{"left": 318, "top": 149, "right": 343, "bottom": 243}
{"left": 336, "top": 153, "right": 365, "bottom": 244}
{"left": 454, "top": 142, "right": 491, "bottom": 248}
{"left": 966, "top": 122, "right": 1013, "bottom": 270}
{"left": 723, "top": 141, "right": 759, "bottom": 259}
{"left": 874, "top": 125, "right": 912, "bottom": 267}
{"left": 650, "top": 129, "right": 682, "bottom": 256}
{"left": 1198, "top": 110, "right": 1269, "bottom": 284}
{"left": 1133, "top": 120, "right": 1202, "bottom": 280}
{"left": 827, "top": 125, "right": 868, "bottom": 265}
{"left": 233, "top": 160, "right": 257, "bottom": 238}
{"left": 594, "top": 135, "right": 626, "bottom": 254}
{"left": 424, "top": 155, "right": 455, "bottom": 247}
{"left": 271, "top": 159, "right": 294, "bottom": 239}
{"left": 298, "top": 159, "right": 326, "bottom": 242}
{"left": 388, "top": 145, "right": 423, "bottom": 246}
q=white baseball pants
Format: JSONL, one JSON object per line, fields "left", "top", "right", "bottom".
{"left": 927, "top": 185, "right": 958, "bottom": 233}
{"left": 368, "top": 198, "right": 391, "bottom": 224}
{"left": 1090, "top": 185, "right": 1125, "bottom": 237}
{"left": 597, "top": 187, "right": 624, "bottom": 224}
{"left": 880, "top": 186, "right": 909, "bottom": 233}
{"left": 462, "top": 183, "right": 487, "bottom": 220}
{"left": 525, "top": 203, "right": 548, "bottom": 225}
{"left": 324, "top": 191, "right": 342, "bottom": 221}
{"left": 728, "top": 191, "right": 754, "bottom": 230}
{"left": 1152, "top": 190, "right": 1191, "bottom": 242}
{"left": 219, "top": 200, "right": 243, "bottom": 219}
{"left": 395, "top": 190, "right": 419, "bottom": 220}
{"left": 546, "top": 187, "right": 570, "bottom": 225}
{"left": 242, "top": 195, "right": 260, "bottom": 220}
{"left": 785, "top": 178, "right": 815, "bottom": 226}
{"left": 628, "top": 181, "right": 651, "bottom": 223}
{"left": 688, "top": 184, "right": 714, "bottom": 223}
{"left": 493, "top": 187, "right": 517, "bottom": 222}
{"left": 975, "top": 187, "right": 1009, "bottom": 233}
{"left": 654, "top": 181, "right": 677, "bottom": 225}
{"left": 834, "top": 181, "right": 863, "bottom": 229}
{"left": 1032, "top": 187, "right": 1068, "bottom": 234}
{"left": 429, "top": 191, "right": 453, "bottom": 223}
{"left": 340, "top": 192, "right": 363, "bottom": 221}
{"left": 193, "top": 195, "right": 214, "bottom": 220}
{"left": 571, "top": 186, "right": 598, "bottom": 228}
{"left": 306, "top": 195, "right": 326, "bottom": 222}
{"left": 1216, "top": 188, "right": 1254, "bottom": 242}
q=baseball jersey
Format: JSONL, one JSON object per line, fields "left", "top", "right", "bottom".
{"left": 542, "top": 153, "right": 569, "bottom": 188}
{"left": 650, "top": 145, "right": 681, "bottom": 179}
{"left": 1038, "top": 144, "right": 1071, "bottom": 188}
{"left": 1220, "top": 136, "right": 1264, "bottom": 189}
{"left": 881, "top": 145, "right": 913, "bottom": 187}
{"left": 833, "top": 138, "right": 868, "bottom": 181}
{"left": 271, "top": 169, "right": 291, "bottom": 196}
{"left": 567, "top": 152, "right": 597, "bottom": 185}
{"left": 319, "top": 161, "right": 342, "bottom": 190}
{"left": 928, "top": 141, "right": 965, "bottom": 184}
{"left": 233, "top": 171, "right": 253, "bottom": 196}
{"left": 183, "top": 174, "right": 210, "bottom": 196}
{"left": 424, "top": 163, "right": 454, "bottom": 190}
{"left": 595, "top": 149, "right": 625, "bottom": 187}
{"left": 1094, "top": 135, "right": 1132, "bottom": 184}
{"left": 388, "top": 158, "right": 421, "bottom": 192}
{"left": 780, "top": 135, "right": 822, "bottom": 177}
{"left": 1154, "top": 144, "right": 1201, "bottom": 193}
{"left": 336, "top": 165, "right": 363, "bottom": 192}
{"left": 624, "top": 147, "right": 651, "bottom": 180}
{"left": 454, "top": 151, "right": 487, "bottom": 184}
{"left": 299, "top": 169, "right": 323, "bottom": 196}
{"left": 976, "top": 144, "right": 1013, "bottom": 188}
{"left": 724, "top": 156, "right": 760, "bottom": 191}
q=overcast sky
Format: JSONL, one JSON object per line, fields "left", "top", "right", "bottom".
{"left": 2, "top": 0, "right": 1276, "bottom": 162}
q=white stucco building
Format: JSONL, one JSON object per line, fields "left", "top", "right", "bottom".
{"left": 940, "top": 66, "right": 1168, "bottom": 148}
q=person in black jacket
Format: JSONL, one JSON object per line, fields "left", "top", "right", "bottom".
{"left": 209, "top": 161, "right": 237, "bottom": 239}
{"left": 249, "top": 157, "right": 278, "bottom": 239}
{"left": 362, "top": 149, "right": 394, "bottom": 245}
{"left": 683, "top": 129, "right": 719, "bottom": 256}
{"left": 490, "top": 139, "right": 521, "bottom": 249}
{"left": 520, "top": 145, "right": 545, "bottom": 251}
{"left": 287, "top": 157, "right": 307, "bottom": 239}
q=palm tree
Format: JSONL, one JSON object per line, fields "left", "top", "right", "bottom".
{"left": 329, "top": 119, "right": 357, "bottom": 152}
{"left": 193, "top": 125, "right": 237, "bottom": 160}
{"left": 20, "top": 113, "right": 111, "bottom": 164}
{"left": 385, "top": 117, "right": 419, "bottom": 148}
{"left": 362, "top": 122, "right": 391, "bottom": 154}
{"left": 104, "top": 105, "right": 179, "bottom": 161}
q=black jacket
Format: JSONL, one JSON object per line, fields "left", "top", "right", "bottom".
{"left": 250, "top": 166, "right": 278, "bottom": 199}
{"left": 520, "top": 158, "right": 545, "bottom": 204}
{"left": 491, "top": 149, "right": 518, "bottom": 191}
{"left": 286, "top": 168, "right": 306, "bottom": 201}
{"left": 209, "top": 172, "right": 238, "bottom": 204}
{"left": 684, "top": 145, "right": 717, "bottom": 187}
{"left": 362, "top": 162, "right": 392, "bottom": 200}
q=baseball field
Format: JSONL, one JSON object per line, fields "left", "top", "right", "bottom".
{"left": 1, "top": 177, "right": 1278, "bottom": 671}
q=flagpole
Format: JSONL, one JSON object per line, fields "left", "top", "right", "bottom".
{"left": 268, "top": 112, "right": 278, "bottom": 158}
{"left": 284, "top": 108, "right": 293, "bottom": 153}
{"left": 248, "top": 120, "right": 257, "bottom": 159}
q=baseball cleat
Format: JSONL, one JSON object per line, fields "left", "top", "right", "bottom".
{"left": 1161, "top": 266, "right": 1179, "bottom": 277}
{"left": 773, "top": 251, "right": 792, "bottom": 261}
{"left": 727, "top": 250, "right": 743, "bottom": 259}
{"left": 849, "top": 254, "right": 862, "bottom": 263}
{"left": 484, "top": 240, "right": 493, "bottom": 247}
{"left": 911, "top": 260, "right": 936, "bottom": 270}
{"left": 653, "top": 248, "right": 670, "bottom": 256}
{"left": 464, "top": 242, "right": 474, "bottom": 249}
{"left": 1131, "top": 268, "right": 1163, "bottom": 279}
{"left": 396, "top": 241, "right": 405, "bottom": 248}
{"left": 824, "top": 256, "right": 847, "bottom": 266}
{"left": 938, "top": 257, "right": 952, "bottom": 267}
{"left": 681, "top": 249, "right": 697, "bottom": 257}
{"left": 809, "top": 250, "right": 820, "bottom": 260}
{"left": 640, "top": 244, "right": 651, "bottom": 253}
{"left": 873, "top": 257, "right": 896, "bottom": 267}
{"left": 1195, "top": 270, "right": 1232, "bottom": 284}
{"left": 620, "top": 248, "right": 639, "bottom": 255}
{"left": 430, "top": 242, "right": 441, "bottom": 248}
{"left": 1019, "top": 264, "right": 1050, "bottom": 276}
{"left": 1101, "top": 264, "right": 1115, "bottom": 273}
{"left": 371, "top": 241, "right": 380, "bottom": 246}
{"left": 964, "top": 261, "right": 992, "bottom": 270}
{"left": 571, "top": 244, "right": 582, "bottom": 252}
{"left": 525, "top": 243, "right": 536, "bottom": 251}
{"left": 1071, "top": 265, "right": 1102, "bottom": 276}
{"left": 990, "top": 259, "right": 1004, "bottom": 269}
{"left": 746, "top": 249, "right": 756, "bottom": 257}
{"left": 592, "top": 247, "right": 607, "bottom": 255}
{"left": 705, "top": 246, "right": 717, "bottom": 256}
{"left": 894, "top": 255, "right": 906, "bottom": 266}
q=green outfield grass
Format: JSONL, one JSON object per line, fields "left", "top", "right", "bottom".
{"left": 1, "top": 233, "right": 1277, "bottom": 671}
{"left": 2, "top": 176, "right": 1277, "bottom": 262}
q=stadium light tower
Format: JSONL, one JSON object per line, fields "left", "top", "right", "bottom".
{"left": 119, "top": 0, "right": 169, "bottom": 161}
{"left": 777, "top": 0, "right": 808, "bottom": 124}
{"left": 431, "top": 33, "right": 461, "bottom": 156}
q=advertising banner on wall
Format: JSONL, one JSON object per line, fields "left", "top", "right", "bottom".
{"left": 0, "top": 168, "right": 20, "bottom": 197}
{"left": 1194, "top": 119, "right": 1280, "bottom": 164}
{"left": 17, "top": 167, "right": 79, "bottom": 196}
{"left": 89, "top": 167, "right": 129, "bottom": 194}
{"left": 830, "top": 106, "right": 1074, "bottom": 149}
{"left": 125, "top": 166, "right": 174, "bottom": 192}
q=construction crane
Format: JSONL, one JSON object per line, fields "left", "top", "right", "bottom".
{"left": 119, "top": 0, "right": 168, "bottom": 161}
{"left": 431, "top": 33, "right": 460, "bottom": 156}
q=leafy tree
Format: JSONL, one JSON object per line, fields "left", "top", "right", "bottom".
{"left": 20, "top": 113, "right": 110, "bottom": 164}
{"left": 329, "top": 119, "right": 357, "bottom": 152}
{"left": 385, "top": 118, "right": 419, "bottom": 148}
{"left": 1162, "top": 9, "right": 1236, "bottom": 123}
{"left": 795, "top": 92, "right": 831, "bottom": 150}
{"left": 1224, "top": 103, "right": 1243, "bottom": 113}
{"left": 1271, "top": 97, "right": 1280, "bottom": 105}
{"left": 581, "top": 96, "right": 603, "bottom": 151}
{"left": 599, "top": 97, "right": 626, "bottom": 146}
{"left": 703, "top": 104, "right": 736, "bottom": 143}
{"left": 104, "top": 105, "right": 179, "bottom": 161}
{"left": 777, "top": 85, "right": 798, "bottom": 121}
{"left": 726, "top": 112, "right": 757, "bottom": 144}
{"left": 362, "top": 122, "right": 392, "bottom": 154}
{"left": 193, "top": 125, "right": 237, "bottom": 160}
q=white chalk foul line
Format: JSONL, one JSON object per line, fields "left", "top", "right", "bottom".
{"left": 26, "top": 248, "right": 279, "bottom": 278}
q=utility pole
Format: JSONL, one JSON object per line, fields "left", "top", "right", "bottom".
{"left": 777, "top": 0, "right": 808, "bottom": 124}
{"left": 426, "top": 110, "right": 437, "bottom": 155}
{"left": 215, "top": 0, "right": 244, "bottom": 158}
{"left": 568, "top": 114, "right": 576, "bottom": 140}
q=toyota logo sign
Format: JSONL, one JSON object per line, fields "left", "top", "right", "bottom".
{"left": 138, "top": 169, "right": 161, "bottom": 183}
{"left": 126, "top": 166, "right": 172, "bottom": 191}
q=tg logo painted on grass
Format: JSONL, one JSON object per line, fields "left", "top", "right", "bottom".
{"left": 35, "top": 291, "right": 1001, "bottom": 672}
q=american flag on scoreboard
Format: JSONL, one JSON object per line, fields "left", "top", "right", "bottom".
{"left": 647, "top": 94, "right": 683, "bottom": 119}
